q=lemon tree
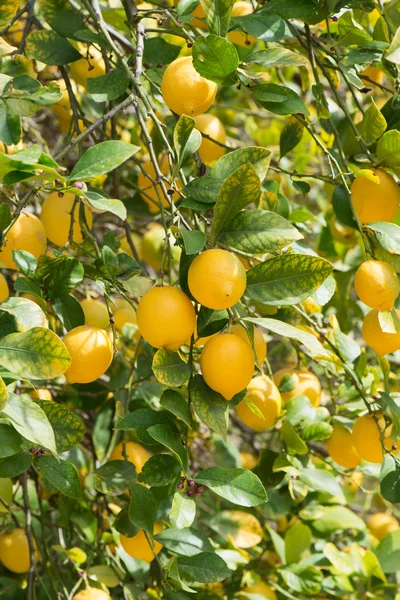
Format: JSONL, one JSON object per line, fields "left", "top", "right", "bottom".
{"left": 1, "top": 1, "right": 400, "bottom": 599}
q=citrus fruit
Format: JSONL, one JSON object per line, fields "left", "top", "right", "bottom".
{"left": 0, "top": 528, "right": 39, "bottom": 573}
{"left": 73, "top": 588, "right": 111, "bottom": 600}
{"left": 273, "top": 368, "right": 321, "bottom": 407}
{"left": 0, "top": 212, "right": 47, "bottom": 270}
{"left": 303, "top": 297, "right": 322, "bottom": 314}
{"left": 120, "top": 232, "right": 143, "bottom": 259}
{"left": 112, "top": 299, "right": 137, "bottom": 332}
{"left": 360, "top": 65, "right": 383, "bottom": 87}
{"left": 29, "top": 388, "right": 52, "bottom": 401}
{"left": 40, "top": 192, "right": 93, "bottom": 246}
{"left": 137, "top": 285, "right": 195, "bottom": 351}
{"left": 110, "top": 441, "right": 150, "bottom": 473}
{"left": 351, "top": 168, "right": 400, "bottom": 224}
{"left": 70, "top": 45, "right": 106, "bottom": 89}
{"left": 238, "top": 581, "right": 277, "bottom": 600}
{"left": 80, "top": 298, "right": 109, "bottom": 329}
{"left": 120, "top": 522, "right": 163, "bottom": 563}
{"left": 240, "top": 452, "right": 259, "bottom": 470}
{"left": 138, "top": 156, "right": 177, "bottom": 214}
{"left": 194, "top": 113, "right": 226, "bottom": 165}
{"left": 142, "top": 224, "right": 181, "bottom": 271}
{"left": 328, "top": 214, "right": 357, "bottom": 245}
{"left": 188, "top": 249, "right": 247, "bottom": 310}
{"left": 367, "top": 512, "right": 399, "bottom": 540}
{"left": 352, "top": 413, "right": 392, "bottom": 463}
{"left": 63, "top": 325, "right": 114, "bottom": 384}
{"left": 200, "top": 333, "right": 254, "bottom": 400}
{"left": 343, "top": 471, "right": 363, "bottom": 493}
{"left": 354, "top": 260, "right": 400, "bottom": 311}
{"left": 362, "top": 308, "right": 400, "bottom": 356}
{"left": 228, "top": 1, "right": 256, "bottom": 47}
{"left": 236, "top": 375, "right": 281, "bottom": 431}
{"left": 0, "top": 273, "right": 9, "bottom": 301}
{"left": 326, "top": 425, "right": 361, "bottom": 469}
{"left": 230, "top": 323, "right": 267, "bottom": 365}
{"left": 161, "top": 56, "right": 218, "bottom": 116}
{"left": 0, "top": 478, "right": 13, "bottom": 513}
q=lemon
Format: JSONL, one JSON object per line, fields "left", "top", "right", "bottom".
{"left": 40, "top": 192, "right": 93, "bottom": 247}
{"left": 273, "top": 368, "right": 321, "bottom": 407}
{"left": 0, "top": 212, "right": 47, "bottom": 270}
{"left": 112, "top": 299, "right": 137, "bottom": 332}
{"left": 326, "top": 425, "right": 361, "bottom": 469}
{"left": 188, "top": 249, "right": 247, "bottom": 310}
{"left": 228, "top": 1, "right": 256, "bottom": 47}
{"left": 70, "top": 45, "right": 106, "bottom": 89}
{"left": 236, "top": 375, "right": 281, "bottom": 431}
{"left": 0, "top": 273, "right": 9, "bottom": 301}
{"left": 29, "top": 388, "right": 52, "bottom": 401}
{"left": 354, "top": 260, "right": 400, "bottom": 311}
{"left": 200, "top": 333, "right": 254, "bottom": 400}
{"left": 360, "top": 65, "right": 383, "bottom": 87}
{"left": 351, "top": 168, "right": 400, "bottom": 224}
{"left": 120, "top": 522, "right": 163, "bottom": 563}
{"left": 63, "top": 325, "right": 114, "bottom": 384}
{"left": 240, "top": 452, "right": 259, "bottom": 470}
{"left": 230, "top": 323, "right": 267, "bottom": 365}
{"left": 367, "top": 512, "right": 399, "bottom": 540}
{"left": 362, "top": 308, "right": 400, "bottom": 356}
{"left": 161, "top": 56, "right": 218, "bottom": 116}
{"left": 110, "top": 441, "right": 150, "bottom": 473}
{"left": 194, "top": 114, "right": 226, "bottom": 166}
{"left": 0, "top": 528, "right": 39, "bottom": 574}
{"left": 73, "top": 589, "right": 111, "bottom": 600}
{"left": 343, "top": 471, "right": 363, "bottom": 493}
{"left": 120, "top": 232, "right": 143, "bottom": 259}
{"left": 238, "top": 581, "right": 277, "bottom": 600}
{"left": 136, "top": 286, "right": 196, "bottom": 351}
{"left": 80, "top": 298, "right": 109, "bottom": 329}
{"left": 352, "top": 413, "right": 392, "bottom": 463}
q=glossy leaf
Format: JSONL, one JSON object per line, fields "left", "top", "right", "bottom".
{"left": 160, "top": 389, "right": 194, "bottom": 428}
{"left": 190, "top": 375, "right": 228, "bottom": 443}
{"left": 148, "top": 424, "right": 189, "bottom": 473}
{"left": 25, "top": 30, "right": 82, "bottom": 65}
{"left": 35, "top": 400, "right": 85, "bottom": 453}
{"left": 0, "top": 423, "right": 22, "bottom": 458}
{"left": 36, "top": 456, "right": 81, "bottom": 498}
{"left": 211, "top": 146, "right": 271, "bottom": 182}
{"left": 152, "top": 349, "right": 191, "bottom": 387}
{"left": 0, "top": 451, "right": 32, "bottom": 478}
{"left": 68, "top": 141, "right": 140, "bottom": 182}
{"left": 138, "top": 454, "right": 181, "bottom": 487}
{"left": 170, "top": 492, "right": 196, "bottom": 529}
{"left": 155, "top": 527, "right": 213, "bottom": 557}
{"left": 177, "top": 552, "right": 230, "bottom": 583}
{"left": 129, "top": 483, "right": 156, "bottom": 534}
{"left": 195, "top": 467, "right": 267, "bottom": 506}
{"left": 199, "top": 0, "right": 235, "bottom": 37}
{"left": 174, "top": 115, "right": 202, "bottom": 170}
{"left": 193, "top": 35, "right": 238, "bottom": 86}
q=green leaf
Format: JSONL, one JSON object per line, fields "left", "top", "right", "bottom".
{"left": 197, "top": 307, "right": 229, "bottom": 338}
{"left": 116, "top": 408, "right": 175, "bottom": 446}
{"left": 192, "top": 35, "right": 238, "bottom": 86}
{"left": 68, "top": 141, "right": 140, "bottom": 182}
{"left": 182, "top": 177, "right": 221, "bottom": 206}
{"left": 3, "top": 392, "right": 57, "bottom": 454}
{"left": 180, "top": 228, "right": 206, "bottom": 256}
{"left": 174, "top": 115, "right": 202, "bottom": 171}
{"left": 368, "top": 222, "right": 400, "bottom": 255}
{"left": 195, "top": 466, "right": 267, "bottom": 506}
{"left": 152, "top": 349, "right": 191, "bottom": 387}
{"left": 253, "top": 449, "right": 285, "bottom": 489}
{"left": 51, "top": 296, "right": 85, "bottom": 332}
{"left": 155, "top": 527, "right": 213, "bottom": 557}
{"left": 160, "top": 389, "right": 194, "bottom": 428}
{"left": 87, "top": 565, "right": 120, "bottom": 588}
{"left": 87, "top": 69, "right": 129, "bottom": 102}
{"left": 375, "top": 529, "right": 400, "bottom": 573}
{"left": 35, "top": 400, "right": 85, "bottom": 453}
{"left": 247, "top": 48, "right": 308, "bottom": 69}
{"left": 380, "top": 454, "right": 400, "bottom": 503}
{"left": 285, "top": 522, "right": 311, "bottom": 564}
{"left": 199, "top": 0, "right": 235, "bottom": 37}
{"left": 281, "top": 564, "right": 322, "bottom": 596}
{"left": 0, "top": 327, "right": 71, "bottom": 380}
{"left": 231, "top": 13, "right": 286, "bottom": 42}
{"left": 113, "top": 506, "right": 138, "bottom": 537}
{"left": 138, "top": 454, "right": 181, "bottom": 487}
{"left": 211, "top": 146, "right": 271, "bottom": 182}
{"left": 170, "top": 492, "right": 196, "bottom": 529}
{"left": 300, "top": 468, "right": 345, "bottom": 500}
{"left": 280, "top": 116, "right": 304, "bottom": 158}
{"left": 0, "top": 423, "right": 22, "bottom": 458}
{"left": 359, "top": 99, "right": 387, "bottom": 144}
{"left": 263, "top": 0, "right": 318, "bottom": 19}
{"left": 0, "top": 297, "right": 47, "bottom": 336}
{"left": 177, "top": 552, "right": 230, "bottom": 583}
{"left": 252, "top": 84, "right": 309, "bottom": 116}
{"left": 281, "top": 421, "right": 308, "bottom": 455}
{"left": 129, "top": 482, "right": 156, "bottom": 534}
{"left": 0, "top": 203, "right": 12, "bottom": 234}
{"left": 245, "top": 254, "right": 333, "bottom": 306}
{"left": 310, "top": 505, "right": 365, "bottom": 534}
{"left": 0, "top": 451, "right": 32, "bottom": 478}
{"left": 84, "top": 190, "right": 127, "bottom": 220}
{"left": 0, "top": 0, "right": 19, "bottom": 29}
{"left": 302, "top": 421, "right": 333, "bottom": 441}
{"left": 0, "top": 103, "right": 21, "bottom": 145}
{"left": 44, "top": 258, "right": 84, "bottom": 298}
{"left": 11, "top": 249, "right": 37, "bottom": 276}
{"left": 38, "top": 0, "right": 85, "bottom": 37}
{"left": 189, "top": 375, "right": 228, "bottom": 443}
{"left": 211, "top": 163, "right": 261, "bottom": 244}
{"left": 218, "top": 209, "right": 302, "bottom": 253}
{"left": 94, "top": 460, "right": 137, "bottom": 494}
{"left": 148, "top": 424, "right": 189, "bottom": 473}
{"left": 36, "top": 456, "right": 81, "bottom": 498}
{"left": 377, "top": 129, "right": 400, "bottom": 172}
{"left": 338, "top": 11, "right": 372, "bottom": 47}
{"left": 144, "top": 37, "right": 181, "bottom": 65}
{"left": 25, "top": 30, "right": 82, "bottom": 65}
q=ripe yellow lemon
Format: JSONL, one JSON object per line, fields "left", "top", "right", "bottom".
{"left": 70, "top": 45, "right": 106, "bottom": 89}
{"left": 228, "top": 1, "right": 256, "bottom": 47}
{"left": 362, "top": 308, "right": 400, "bottom": 356}
{"left": 73, "top": 589, "right": 111, "bottom": 600}
{"left": 0, "top": 528, "right": 39, "bottom": 573}
{"left": 354, "top": 260, "right": 400, "bottom": 311}
{"left": 40, "top": 192, "right": 93, "bottom": 247}
{"left": 161, "top": 56, "right": 218, "bottom": 116}
{"left": 239, "top": 581, "right": 277, "bottom": 600}
{"left": 360, "top": 65, "right": 384, "bottom": 87}
{"left": 136, "top": 286, "right": 196, "bottom": 351}
{"left": 29, "top": 388, "right": 52, "bottom": 401}
{"left": 240, "top": 452, "right": 259, "bottom": 470}
{"left": 230, "top": 323, "right": 267, "bottom": 365}
{"left": 63, "top": 325, "right": 114, "bottom": 384}
{"left": 120, "top": 523, "right": 163, "bottom": 563}
{"left": 351, "top": 168, "right": 400, "bottom": 224}
{"left": 0, "top": 273, "right": 9, "bottom": 301}
{"left": 80, "top": 298, "right": 109, "bottom": 329}
{"left": 352, "top": 413, "right": 392, "bottom": 463}
{"left": 367, "top": 512, "right": 399, "bottom": 540}
{"left": 142, "top": 224, "right": 181, "bottom": 271}
{"left": 236, "top": 375, "right": 281, "bottom": 431}
{"left": 303, "top": 297, "right": 322, "bottom": 314}
{"left": 0, "top": 212, "right": 47, "bottom": 269}
{"left": 326, "top": 425, "right": 361, "bottom": 469}
{"left": 200, "top": 333, "right": 254, "bottom": 400}
{"left": 138, "top": 156, "right": 176, "bottom": 214}
{"left": 343, "top": 471, "right": 363, "bottom": 493}
{"left": 112, "top": 299, "right": 137, "bottom": 332}
{"left": 273, "top": 368, "right": 321, "bottom": 407}
{"left": 110, "top": 441, "right": 150, "bottom": 473}
{"left": 188, "top": 249, "right": 247, "bottom": 310}
{"left": 194, "top": 114, "right": 226, "bottom": 166}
